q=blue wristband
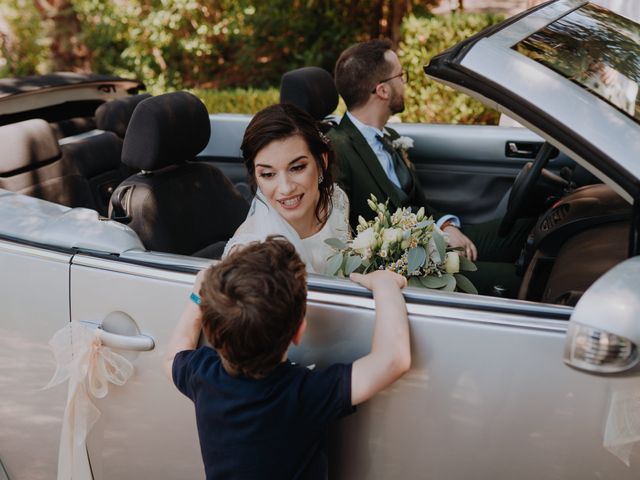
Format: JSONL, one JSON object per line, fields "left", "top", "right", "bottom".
{"left": 190, "top": 292, "right": 201, "bottom": 305}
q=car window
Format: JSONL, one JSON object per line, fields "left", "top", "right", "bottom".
{"left": 514, "top": 2, "right": 640, "bottom": 123}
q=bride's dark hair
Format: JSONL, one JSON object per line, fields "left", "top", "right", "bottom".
{"left": 241, "top": 103, "right": 335, "bottom": 225}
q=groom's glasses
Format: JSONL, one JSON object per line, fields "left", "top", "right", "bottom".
{"left": 371, "top": 70, "right": 409, "bottom": 94}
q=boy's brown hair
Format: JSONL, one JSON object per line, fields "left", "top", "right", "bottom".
{"left": 199, "top": 236, "right": 307, "bottom": 379}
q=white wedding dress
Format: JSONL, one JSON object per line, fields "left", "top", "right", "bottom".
{"left": 223, "top": 184, "right": 350, "bottom": 274}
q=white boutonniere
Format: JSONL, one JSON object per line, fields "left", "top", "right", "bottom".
{"left": 392, "top": 135, "right": 414, "bottom": 151}
{"left": 390, "top": 135, "right": 415, "bottom": 170}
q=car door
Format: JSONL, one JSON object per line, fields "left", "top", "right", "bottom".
{"left": 69, "top": 253, "right": 205, "bottom": 480}
{"left": 70, "top": 250, "right": 640, "bottom": 479}
{"left": 395, "top": 123, "right": 575, "bottom": 224}
{"left": 0, "top": 239, "right": 71, "bottom": 479}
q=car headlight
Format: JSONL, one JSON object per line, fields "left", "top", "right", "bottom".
{"left": 563, "top": 322, "right": 639, "bottom": 373}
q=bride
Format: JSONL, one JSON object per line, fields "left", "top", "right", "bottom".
{"left": 224, "top": 103, "right": 350, "bottom": 274}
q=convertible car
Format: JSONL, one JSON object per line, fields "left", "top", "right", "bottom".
{"left": 1, "top": 0, "right": 639, "bottom": 478}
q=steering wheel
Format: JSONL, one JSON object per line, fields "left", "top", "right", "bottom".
{"left": 498, "top": 142, "right": 558, "bottom": 237}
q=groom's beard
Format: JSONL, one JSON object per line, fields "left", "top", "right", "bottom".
{"left": 389, "top": 86, "right": 405, "bottom": 114}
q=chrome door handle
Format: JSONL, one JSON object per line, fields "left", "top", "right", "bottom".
{"left": 80, "top": 314, "right": 155, "bottom": 352}
{"left": 98, "top": 329, "right": 155, "bottom": 351}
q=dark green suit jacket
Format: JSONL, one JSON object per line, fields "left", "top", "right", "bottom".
{"left": 329, "top": 114, "right": 441, "bottom": 229}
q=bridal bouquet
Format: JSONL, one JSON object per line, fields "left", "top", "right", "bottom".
{"left": 325, "top": 195, "right": 478, "bottom": 293}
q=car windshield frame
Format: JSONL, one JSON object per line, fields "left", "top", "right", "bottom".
{"left": 514, "top": 3, "right": 640, "bottom": 125}
{"left": 425, "top": 0, "right": 640, "bottom": 203}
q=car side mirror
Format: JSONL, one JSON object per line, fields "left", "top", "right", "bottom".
{"left": 563, "top": 256, "right": 640, "bottom": 374}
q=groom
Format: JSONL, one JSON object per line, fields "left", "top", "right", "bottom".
{"left": 329, "top": 39, "right": 532, "bottom": 266}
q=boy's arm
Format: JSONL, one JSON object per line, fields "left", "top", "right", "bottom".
{"left": 350, "top": 271, "right": 410, "bottom": 406}
{"left": 163, "top": 269, "right": 206, "bottom": 381}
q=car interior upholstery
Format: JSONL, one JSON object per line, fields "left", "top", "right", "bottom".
{"left": 109, "top": 91, "right": 249, "bottom": 259}
{"left": 58, "top": 94, "right": 151, "bottom": 215}
{"left": 0, "top": 118, "right": 96, "bottom": 209}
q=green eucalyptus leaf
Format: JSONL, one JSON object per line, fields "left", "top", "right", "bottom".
{"left": 345, "top": 255, "right": 363, "bottom": 275}
{"left": 324, "top": 237, "right": 348, "bottom": 250}
{"left": 407, "top": 246, "right": 427, "bottom": 274}
{"left": 432, "top": 229, "right": 447, "bottom": 262}
{"left": 454, "top": 273, "right": 478, "bottom": 294}
{"left": 419, "top": 275, "right": 449, "bottom": 289}
{"left": 408, "top": 277, "right": 423, "bottom": 288}
{"left": 459, "top": 255, "right": 478, "bottom": 272}
{"left": 325, "top": 252, "right": 343, "bottom": 276}
{"left": 440, "top": 273, "right": 456, "bottom": 292}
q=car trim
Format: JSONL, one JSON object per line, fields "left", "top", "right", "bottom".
{"left": 72, "top": 252, "right": 572, "bottom": 321}
{"left": 309, "top": 290, "right": 568, "bottom": 333}
{"left": 0, "top": 239, "right": 72, "bottom": 262}
{"left": 0, "top": 235, "right": 75, "bottom": 257}
{"left": 631, "top": 195, "right": 640, "bottom": 257}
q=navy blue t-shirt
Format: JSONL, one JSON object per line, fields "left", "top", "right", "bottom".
{"left": 173, "top": 347, "right": 355, "bottom": 479}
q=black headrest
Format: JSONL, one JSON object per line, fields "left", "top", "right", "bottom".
{"left": 95, "top": 94, "right": 152, "bottom": 138}
{"left": 279, "top": 67, "right": 338, "bottom": 121}
{"left": 61, "top": 131, "right": 122, "bottom": 178}
{"left": 0, "top": 119, "right": 61, "bottom": 175}
{"left": 122, "top": 92, "right": 211, "bottom": 171}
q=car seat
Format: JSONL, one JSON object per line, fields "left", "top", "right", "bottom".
{"left": 58, "top": 94, "right": 152, "bottom": 216}
{"left": 0, "top": 118, "right": 96, "bottom": 209}
{"left": 279, "top": 67, "right": 339, "bottom": 121}
{"left": 109, "top": 91, "right": 249, "bottom": 258}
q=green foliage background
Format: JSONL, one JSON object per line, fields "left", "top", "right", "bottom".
{"left": 398, "top": 13, "right": 504, "bottom": 124}
{"left": 0, "top": 1, "right": 504, "bottom": 124}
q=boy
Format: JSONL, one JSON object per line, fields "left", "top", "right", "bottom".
{"left": 164, "top": 236, "right": 410, "bottom": 479}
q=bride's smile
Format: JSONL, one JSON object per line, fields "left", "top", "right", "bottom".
{"left": 254, "top": 135, "right": 323, "bottom": 238}
{"left": 277, "top": 193, "right": 304, "bottom": 209}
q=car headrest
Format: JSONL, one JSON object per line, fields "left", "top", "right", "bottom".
{"left": 95, "top": 93, "right": 152, "bottom": 138}
{"left": 122, "top": 92, "right": 211, "bottom": 171}
{"left": 0, "top": 119, "right": 61, "bottom": 175}
{"left": 61, "top": 131, "right": 122, "bottom": 178}
{"left": 279, "top": 67, "right": 338, "bottom": 121}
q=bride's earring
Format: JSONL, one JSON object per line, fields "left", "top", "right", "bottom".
{"left": 318, "top": 173, "right": 324, "bottom": 184}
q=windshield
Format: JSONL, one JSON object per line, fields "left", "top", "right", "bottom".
{"left": 514, "top": 2, "right": 640, "bottom": 123}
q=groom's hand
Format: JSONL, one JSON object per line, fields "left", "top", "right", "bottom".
{"left": 443, "top": 225, "right": 478, "bottom": 261}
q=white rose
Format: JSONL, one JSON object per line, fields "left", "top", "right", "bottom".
{"left": 352, "top": 227, "right": 377, "bottom": 254}
{"left": 382, "top": 227, "right": 403, "bottom": 245}
{"left": 444, "top": 251, "right": 460, "bottom": 274}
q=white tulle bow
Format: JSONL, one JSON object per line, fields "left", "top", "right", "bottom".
{"left": 45, "top": 322, "right": 134, "bottom": 480}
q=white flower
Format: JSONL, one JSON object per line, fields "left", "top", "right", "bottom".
{"left": 444, "top": 252, "right": 460, "bottom": 274}
{"left": 352, "top": 227, "right": 377, "bottom": 254}
{"left": 382, "top": 227, "right": 403, "bottom": 245}
{"left": 427, "top": 237, "right": 442, "bottom": 264}
{"left": 392, "top": 135, "right": 414, "bottom": 151}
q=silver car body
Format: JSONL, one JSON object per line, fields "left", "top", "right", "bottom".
{"left": 2, "top": 1, "right": 640, "bottom": 478}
